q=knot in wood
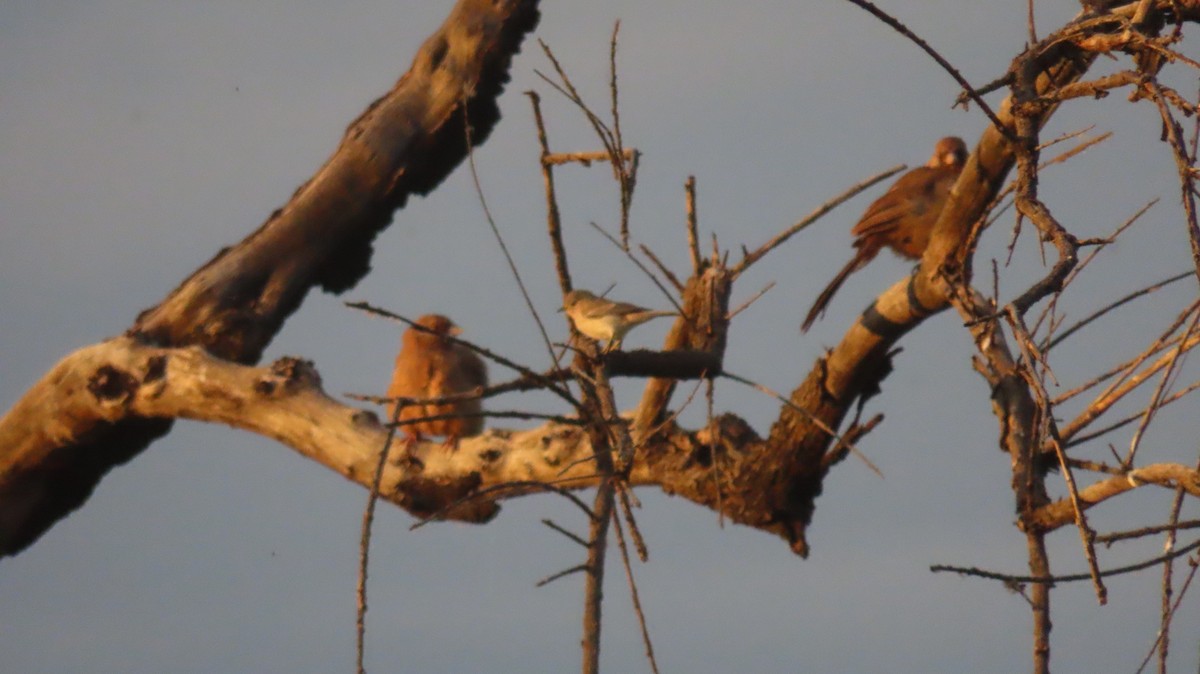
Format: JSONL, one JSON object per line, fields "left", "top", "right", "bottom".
{"left": 88, "top": 365, "right": 138, "bottom": 404}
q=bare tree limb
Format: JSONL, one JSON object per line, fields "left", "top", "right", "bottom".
{"left": 0, "top": 0, "right": 541, "bottom": 557}
{"left": 1029, "top": 463, "right": 1200, "bottom": 532}
{"left": 0, "top": 336, "right": 835, "bottom": 553}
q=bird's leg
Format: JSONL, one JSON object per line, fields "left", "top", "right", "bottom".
{"left": 441, "top": 434, "right": 462, "bottom": 454}
{"left": 399, "top": 428, "right": 425, "bottom": 458}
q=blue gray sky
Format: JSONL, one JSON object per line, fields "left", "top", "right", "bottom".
{"left": 3, "top": 2, "right": 1199, "bottom": 672}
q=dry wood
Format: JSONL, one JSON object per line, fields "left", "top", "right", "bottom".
{"left": 0, "top": 0, "right": 541, "bottom": 556}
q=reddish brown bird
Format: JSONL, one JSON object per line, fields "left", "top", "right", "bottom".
{"left": 386, "top": 314, "right": 488, "bottom": 449}
{"left": 801, "top": 136, "right": 969, "bottom": 332}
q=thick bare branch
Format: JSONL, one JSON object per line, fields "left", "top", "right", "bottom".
{"left": 632, "top": 267, "right": 731, "bottom": 439}
{"left": 0, "top": 0, "right": 541, "bottom": 556}
{"left": 0, "top": 338, "right": 836, "bottom": 554}
{"left": 133, "top": 0, "right": 541, "bottom": 362}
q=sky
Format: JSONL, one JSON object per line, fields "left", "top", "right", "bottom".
{"left": 3, "top": 1, "right": 1200, "bottom": 672}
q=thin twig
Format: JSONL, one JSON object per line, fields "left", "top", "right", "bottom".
{"left": 1148, "top": 80, "right": 1200, "bottom": 280}
{"left": 607, "top": 22, "right": 634, "bottom": 251}
{"left": 1124, "top": 308, "right": 1200, "bottom": 466}
{"left": 544, "top": 149, "right": 636, "bottom": 166}
{"left": 1034, "top": 192, "right": 1151, "bottom": 348}
{"left": 609, "top": 21, "right": 623, "bottom": 160}
{"left": 930, "top": 539, "right": 1200, "bottom": 583}
{"left": 464, "top": 105, "right": 560, "bottom": 369}
{"left": 535, "top": 58, "right": 615, "bottom": 158}
{"left": 822, "top": 414, "right": 884, "bottom": 472}
{"left": 732, "top": 164, "right": 906, "bottom": 277}
{"left": 543, "top": 518, "right": 590, "bottom": 548}
{"left": 383, "top": 408, "right": 583, "bottom": 427}
{"left": 841, "top": 0, "right": 1009, "bottom": 135}
{"left": 581, "top": 475, "right": 617, "bottom": 674}
{"left": 1135, "top": 547, "right": 1200, "bottom": 674}
{"left": 1152, "top": 480, "right": 1188, "bottom": 672}
{"left": 639, "top": 244, "right": 685, "bottom": 295}
{"left": 526, "top": 90, "right": 574, "bottom": 328}
{"left": 1189, "top": 79, "right": 1200, "bottom": 161}
{"left": 346, "top": 302, "right": 580, "bottom": 408}
{"left": 1043, "top": 263, "right": 1181, "bottom": 354}
{"left": 1008, "top": 312, "right": 1106, "bottom": 603}
{"left": 1059, "top": 314, "right": 1200, "bottom": 444}
{"left": 643, "top": 377, "right": 706, "bottom": 442}
{"left": 1066, "top": 378, "right": 1200, "bottom": 448}
{"left": 727, "top": 282, "right": 776, "bottom": 321}
{"left": 410, "top": 478, "right": 599, "bottom": 530}
{"left": 610, "top": 507, "right": 660, "bottom": 674}
{"left": 1027, "top": 0, "right": 1037, "bottom": 45}
{"left": 988, "top": 130, "right": 1115, "bottom": 263}
{"left": 1097, "top": 520, "right": 1200, "bottom": 545}
{"left": 705, "top": 376, "right": 724, "bottom": 527}
{"left": 536, "top": 564, "right": 589, "bottom": 588}
{"left": 616, "top": 483, "right": 648, "bottom": 563}
{"left": 346, "top": 365, "right": 573, "bottom": 407}
{"left": 686, "top": 176, "right": 702, "bottom": 274}
{"left": 721, "top": 369, "right": 879, "bottom": 476}
{"left": 356, "top": 405, "right": 404, "bottom": 674}
{"left": 585, "top": 221, "right": 683, "bottom": 315}
{"left": 1053, "top": 299, "right": 1200, "bottom": 407}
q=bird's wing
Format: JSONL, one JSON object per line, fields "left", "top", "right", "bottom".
{"left": 424, "top": 352, "right": 453, "bottom": 397}
{"left": 607, "top": 300, "right": 653, "bottom": 317}
{"left": 453, "top": 346, "right": 488, "bottom": 391}
{"left": 576, "top": 298, "right": 639, "bottom": 319}
{"left": 851, "top": 166, "right": 939, "bottom": 238}
{"left": 388, "top": 350, "right": 431, "bottom": 398}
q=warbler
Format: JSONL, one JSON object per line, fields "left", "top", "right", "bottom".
{"left": 562, "top": 289, "right": 675, "bottom": 352}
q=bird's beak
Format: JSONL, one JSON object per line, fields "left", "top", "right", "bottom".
{"left": 449, "top": 325, "right": 463, "bottom": 337}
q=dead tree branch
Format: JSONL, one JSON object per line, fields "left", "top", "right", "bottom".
{"left": 0, "top": 0, "right": 541, "bottom": 556}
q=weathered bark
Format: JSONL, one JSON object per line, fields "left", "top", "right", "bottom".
{"left": 633, "top": 265, "right": 732, "bottom": 438}
{"left": 0, "top": 0, "right": 540, "bottom": 556}
{"left": 0, "top": 337, "right": 809, "bottom": 548}
{"left": 7, "top": 322, "right": 1196, "bottom": 556}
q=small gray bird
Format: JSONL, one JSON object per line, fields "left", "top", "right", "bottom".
{"left": 562, "top": 289, "right": 675, "bottom": 352}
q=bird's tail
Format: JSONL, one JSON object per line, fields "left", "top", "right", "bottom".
{"left": 801, "top": 252, "right": 869, "bottom": 333}
{"left": 629, "top": 310, "right": 677, "bottom": 327}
